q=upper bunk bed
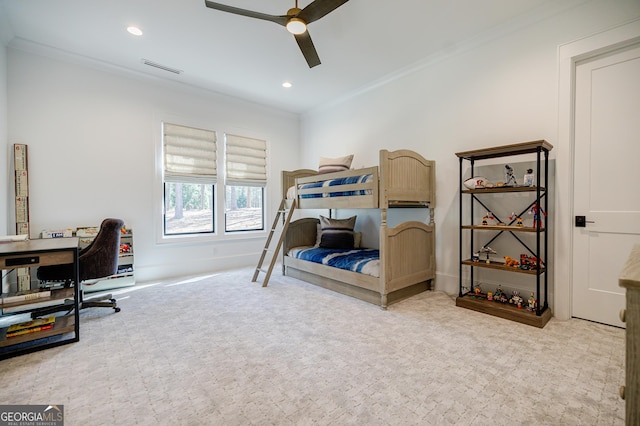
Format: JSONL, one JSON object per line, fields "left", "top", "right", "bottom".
{"left": 282, "top": 149, "right": 436, "bottom": 217}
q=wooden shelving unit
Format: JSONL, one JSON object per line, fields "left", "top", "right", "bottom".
{"left": 456, "top": 293, "right": 553, "bottom": 328}
{"left": 456, "top": 140, "right": 553, "bottom": 328}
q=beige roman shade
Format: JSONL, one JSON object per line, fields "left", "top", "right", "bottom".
{"left": 163, "top": 122, "right": 217, "bottom": 184}
{"left": 225, "top": 134, "right": 267, "bottom": 186}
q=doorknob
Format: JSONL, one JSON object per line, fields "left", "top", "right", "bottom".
{"left": 575, "top": 216, "right": 595, "bottom": 227}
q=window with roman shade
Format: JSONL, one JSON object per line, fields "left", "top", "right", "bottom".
{"left": 162, "top": 122, "right": 217, "bottom": 236}
{"left": 225, "top": 134, "right": 266, "bottom": 186}
{"left": 163, "top": 122, "right": 217, "bottom": 184}
{"left": 224, "top": 134, "right": 266, "bottom": 232}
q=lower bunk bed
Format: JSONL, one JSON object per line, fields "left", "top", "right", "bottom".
{"left": 282, "top": 217, "right": 435, "bottom": 308}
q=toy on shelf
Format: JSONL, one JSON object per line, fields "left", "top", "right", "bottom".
{"left": 493, "top": 286, "right": 508, "bottom": 303}
{"left": 509, "top": 291, "right": 523, "bottom": 308}
{"left": 527, "top": 293, "right": 537, "bottom": 311}
{"left": 479, "top": 246, "right": 497, "bottom": 264}
{"left": 509, "top": 212, "right": 523, "bottom": 227}
{"left": 487, "top": 291, "right": 493, "bottom": 301}
{"left": 481, "top": 211, "right": 495, "bottom": 226}
{"left": 504, "top": 164, "right": 517, "bottom": 186}
{"left": 520, "top": 254, "right": 544, "bottom": 270}
{"left": 504, "top": 255, "right": 520, "bottom": 268}
{"left": 523, "top": 169, "right": 535, "bottom": 186}
{"left": 529, "top": 202, "right": 546, "bottom": 228}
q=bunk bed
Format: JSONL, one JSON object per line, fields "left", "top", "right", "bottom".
{"left": 280, "top": 149, "right": 436, "bottom": 308}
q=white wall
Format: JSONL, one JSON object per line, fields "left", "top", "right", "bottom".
{"left": 0, "top": 5, "right": 9, "bottom": 237}
{"left": 299, "top": 0, "right": 640, "bottom": 311}
{"left": 6, "top": 49, "right": 300, "bottom": 281}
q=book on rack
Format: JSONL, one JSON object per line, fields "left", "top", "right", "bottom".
{"left": 6, "top": 316, "right": 56, "bottom": 338}
{"left": 1, "top": 289, "right": 51, "bottom": 305}
{"left": 6, "top": 324, "right": 54, "bottom": 338}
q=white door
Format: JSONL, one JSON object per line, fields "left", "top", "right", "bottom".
{"left": 572, "top": 43, "right": 640, "bottom": 327}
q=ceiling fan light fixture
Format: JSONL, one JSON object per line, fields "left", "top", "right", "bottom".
{"left": 286, "top": 17, "right": 306, "bottom": 35}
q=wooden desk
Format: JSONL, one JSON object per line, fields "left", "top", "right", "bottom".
{"left": 0, "top": 238, "right": 79, "bottom": 360}
{"left": 619, "top": 244, "right": 640, "bottom": 425}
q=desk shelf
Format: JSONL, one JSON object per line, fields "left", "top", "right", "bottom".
{"left": 0, "top": 315, "right": 75, "bottom": 348}
{"left": 0, "top": 238, "right": 80, "bottom": 359}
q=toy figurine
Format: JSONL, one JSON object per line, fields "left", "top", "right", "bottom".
{"left": 474, "top": 283, "right": 482, "bottom": 295}
{"left": 493, "top": 286, "right": 507, "bottom": 303}
{"left": 481, "top": 211, "right": 495, "bottom": 226}
{"left": 529, "top": 202, "right": 547, "bottom": 228}
{"left": 494, "top": 286, "right": 503, "bottom": 296}
{"left": 504, "top": 255, "right": 519, "bottom": 268}
{"left": 479, "top": 246, "right": 497, "bottom": 264}
{"left": 527, "top": 293, "right": 537, "bottom": 311}
{"left": 509, "top": 212, "right": 523, "bottom": 227}
{"left": 509, "top": 291, "right": 523, "bottom": 308}
{"left": 523, "top": 169, "right": 535, "bottom": 186}
{"left": 504, "top": 164, "right": 517, "bottom": 186}
{"left": 487, "top": 291, "right": 493, "bottom": 301}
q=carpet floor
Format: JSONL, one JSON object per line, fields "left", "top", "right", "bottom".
{"left": 0, "top": 267, "right": 626, "bottom": 425}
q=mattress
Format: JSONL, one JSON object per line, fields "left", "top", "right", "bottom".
{"left": 287, "top": 174, "right": 373, "bottom": 199}
{"left": 287, "top": 246, "right": 380, "bottom": 278}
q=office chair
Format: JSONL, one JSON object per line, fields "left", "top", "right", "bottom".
{"left": 36, "top": 218, "right": 125, "bottom": 313}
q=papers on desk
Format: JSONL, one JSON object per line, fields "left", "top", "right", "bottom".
{"left": 0, "top": 234, "right": 28, "bottom": 243}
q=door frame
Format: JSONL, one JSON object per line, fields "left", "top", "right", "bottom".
{"left": 556, "top": 18, "right": 640, "bottom": 320}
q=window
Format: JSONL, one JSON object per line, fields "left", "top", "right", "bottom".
{"left": 224, "top": 134, "right": 266, "bottom": 232}
{"left": 163, "top": 122, "right": 217, "bottom": 236}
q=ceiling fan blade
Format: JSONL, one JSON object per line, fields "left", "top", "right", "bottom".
{"left": 294, "top": 31, "right": 321, "bottom": 68}
{"left": 204, "top": 1, "right": 288, "bottom": 26}
{"left": 298, "top": 0, "right": 349, "bottom": 24}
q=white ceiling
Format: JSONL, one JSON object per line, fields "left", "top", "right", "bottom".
{"left": 1, "top": 0, "right": 559, "bottom": 113}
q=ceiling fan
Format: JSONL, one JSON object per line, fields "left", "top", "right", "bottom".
{"left": 204, "top": 0, "right": 350, "bottom": 68}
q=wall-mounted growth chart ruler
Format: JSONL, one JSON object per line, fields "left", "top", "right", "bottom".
{"left": 14, "top": 144, "right": 31, "bottom": 291}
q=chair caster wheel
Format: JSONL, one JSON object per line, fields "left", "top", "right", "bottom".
{"left": 114, "top": 307, "right": 121, "bottom": 313}
{"left": 110, "top": 299, "right": 116, "bottom": 303}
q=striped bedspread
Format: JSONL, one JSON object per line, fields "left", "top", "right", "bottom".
{"left": 287, "top": 174, "right": 373, "bottom": 199}
{"left": 288, "top": 246, "right": 380, "bottom": 278}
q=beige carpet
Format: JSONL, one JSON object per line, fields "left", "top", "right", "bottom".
{"left": 0, "top": 267, "right": 626, "bottom": 425}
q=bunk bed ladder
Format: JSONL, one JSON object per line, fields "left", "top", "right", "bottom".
{"left": 252, "top": 198, "right": 296, "bottom": 287}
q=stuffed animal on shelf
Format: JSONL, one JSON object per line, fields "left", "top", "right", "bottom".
{"left": 504, "top": 255, "right": 519, "bottom": 268}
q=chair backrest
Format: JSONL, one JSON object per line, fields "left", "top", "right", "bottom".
{"left": 79, "top": 218, "right": 124, "bottom": 281}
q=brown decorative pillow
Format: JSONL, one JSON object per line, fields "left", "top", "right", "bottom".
{"left": 319, "top": 215, "right": 356, "bottom": 249}
{"left": 318, "top": 154, "right": 353, "bottom": 174}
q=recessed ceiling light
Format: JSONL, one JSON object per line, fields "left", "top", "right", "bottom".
{"left": 127, "top": 26, "right": 143, "bottom": 36}
{"left": 282, "top": 82, "right": 292, "bottom": 88}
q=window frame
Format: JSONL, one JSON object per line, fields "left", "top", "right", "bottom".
{"left": 155, "top": 117, "right": 269, "bottom": 244}
{"left": 223, "top": 133, "right": 267, "bottom": 233}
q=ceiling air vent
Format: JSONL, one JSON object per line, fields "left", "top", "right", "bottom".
{"left": 141, "top": 59, "right": 183, "bottom": 75}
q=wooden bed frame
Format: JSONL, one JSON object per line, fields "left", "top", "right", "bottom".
{"left": 283, "top": 217, "right": 435, "bottom": 308}
{"left": 280, "top": 149, "right": 436, "bottom": 308}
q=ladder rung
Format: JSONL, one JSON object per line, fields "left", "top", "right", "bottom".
{"left": 253, "top": 197, "right": 294, "bottom": 287}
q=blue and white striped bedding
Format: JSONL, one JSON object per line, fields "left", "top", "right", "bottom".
{"left": 291, "top": 174, "right": 373, "bottom": 199}
{"left": 288, "top": 246, "right": 380, "bottom": 278}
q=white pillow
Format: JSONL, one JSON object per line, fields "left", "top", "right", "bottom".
{"left": 318, "top": 154, "right": 353, "bottom": 174}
